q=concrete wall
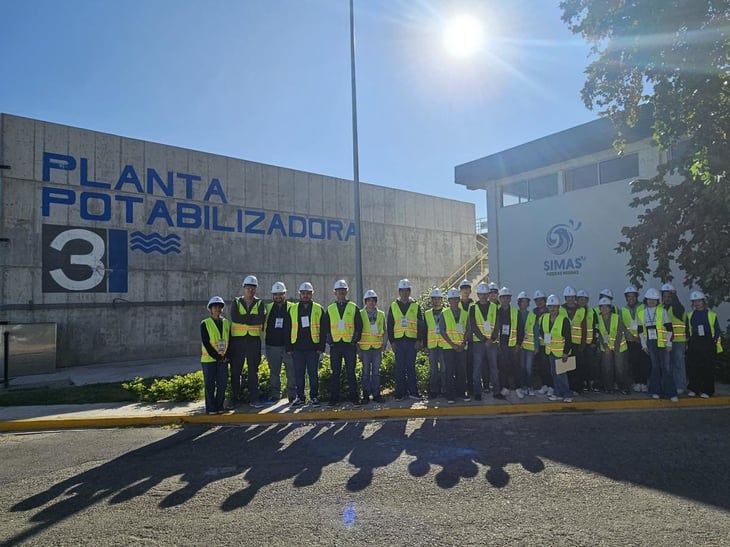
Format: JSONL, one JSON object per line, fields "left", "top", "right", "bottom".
{"left": 0, "top": 114, "right": 476, "bottom": 367}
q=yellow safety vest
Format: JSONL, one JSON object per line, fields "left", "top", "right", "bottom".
{"left": 358, "top": 308, "right": 385, "bottom": 350}
{"left": 522, "top": 311, "right": 536, "bottom": 351}
{"left": 442, "top": 307, "right": 468, "bottom": 346}
{"left": 266, "top": 300, "right": 292, "bottom": 323}
{"left": 472, "top": 302, "right": 497, "bottom": 342}
{"left": 391, "top": 301, "right": 419, "bottom": 339}
{"left": 231, "top": 298, "right": 264, "bottom": 337}
{"left": 637, "top": 305, "right": 669, "bottom": 347}
{"left": 565, "top": 306, "right": 586, "bottom": 344}
{"left": 597, "top": 313, "right": 627, "bottom": 352}
{"left": 687, "top": 310, "right": 724, "bottom": 353}
{"left": 290, "top": 302, "right": 323, "bottom": 344}
{"left": 201, "top": 316, "right": 230, "bottom": 363}
{"left": 425, "top": 309, "right": 450, "bottom": 349}
{"left": 662, "top": 306, "right": 687, "bottom": 342}
{"left": 621, "top": 305, "right": 641, "bottom": 338}
{"left": 541, "top": 313, "right": 568, "bottom": 357}
{"left": 495, "top": 307, "right": 519, "bottom": 347}
{"left": 327, "top": 301, "right": 358, "bottom": 343}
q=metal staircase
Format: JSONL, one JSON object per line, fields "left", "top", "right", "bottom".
{"left": 438, "top": 231, "right": 489, "bottom": 290}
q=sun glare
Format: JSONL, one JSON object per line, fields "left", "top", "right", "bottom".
{"left": 443, "top": 14, "right": 484, "bottom": 58}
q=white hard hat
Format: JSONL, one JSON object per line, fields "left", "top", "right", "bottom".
{"left": 298, "top": 282, "right": 314, "bottom": 292}
{"left": 517, "top": 291, "right": 530, "bottom": 301}
{"left": 363, "top": 289, "right": 378, "bottom": 300}
{"left": 546, "top": 294, "right": 560, "bottom": 306}
{"left": 661, "top": 283, "right": 676, "bottom": 293}
{"left": 333, "top": 279, "right": 349, "bottom": 290}
{"left": 563, "top": 286, "right": 577, "bottom": 297}
{"left": 476, "top": 283, "right": 489, "bottom": 295}
{"left": 498, "top": 286, "right": 512, "bottom": 297}
{"left": 598, "top": 297, "right": 612, "bottom": 306}
{"left": 447, "top": 288, "right": 460, "bottom": 299}
{"left": 242, "top": 275, "right": 258, "bottom": 287}
{"left": 624, "top": 285, "right": 639, "bottom": 295}
{"left": 459, "top": 279, "right": 471, "bottom": 289}
{"left": 689, "top": 290, "right": 705, "bottom": 301}
{"left": 430, "top": 288, "right": 444, "bottom": 298}
{"left": 576, "top": 289, "right": 589, "bottom": 298}
{"left": 533, "top": 290, "right": 546, "bottom": 300}
{"left": 644, "top": 288, "right": 661, "bottom": 300}
{"left": 599, "top": 288, "right": 614, "bottom": 299}
{"left": 271, "top": 281, "right": 287, "bottom": 293}
{"left": 398, "top": 279, "right": 412, "bottom": 290}
{"left": 207, "top": 296, "right": 225, "bottom": 309}
{"left": 488, "top": 282, "right": 499, "bottom": 291}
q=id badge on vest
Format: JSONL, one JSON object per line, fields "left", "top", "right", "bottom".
{"left": 338, "top": 319, "right": 345, "bottom": 331}
{"left": 484, "top": 321, "right": 491, "bottom": 333}
{"left": 698, "top": 325, "right": 705, "bottom": 337}
{"left": 630, "top": 320, "right": 638, "bottom": 331}
{"left": 647, "top": 327, "right": 657, "bottom": 341}
{"left": 457, "top": 323, "right": 464, "bottom": 334}
{"left": 501, "top": 324, "right": 510, "bottom": 336}
{"left": 301, "top": 316, "right": 310, "bottom": 328}
{"left": 217, "top": 340, "right": 226, "bottom": 352}
{"left": 400, "top": 317, "right": 408, "bottom": 328}
{"left": 434, "top": 325, "right": 441, "bottom": 335}
{"left": 274, "top": 317, "right": 284, "bottom": 329}
{"left": 544, "top": 333, "right": 552, "bottom": 345}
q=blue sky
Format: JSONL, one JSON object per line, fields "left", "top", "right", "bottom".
{"left": 1, "top": 0, "right": 597, "bottom": 220}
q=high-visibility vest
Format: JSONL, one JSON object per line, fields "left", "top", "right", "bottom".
{"left": 495, "top": 307, "right": 519, "bottom": 347}
{"left": 442, "top": 307, "right": 468, "bottom": 346}
{"left": 231, "top": 298, "right": 264, "bottom": 337}
{"left": 541, "top": 313, "right": 568, "bottom": 357}
{"left": 290, "top": 302, "right": 323, "bottom": 344}
{"left": 687, "top": 310, "right": 724, "bottom": 353}
{"left": 585, "top": 307, "right": 596, "bottom": 344}
{"left": 265, "top": 300, "right": 292, "bottom": 323}
{"left": 391, "top": 301, "right": 419, "bottom": 339}
{"left": 472, "top": 302, "right": 497, "bottom": 342}
{"left": 522, "top": 311, "right": 536, "bottom": 351}
{"left": 327, "top": 301, "right": 358, "bottom": 343}
{"left": 662, "top": 306, "right": 687, "bottom": 342}
{"left": 565, "top": 306, "right": 586, "bottom": 344}
{"left": 597, "top": 313, "right": 627, "bottom": 352}
{"left": 621, "top": 305, "right": 641, "bottom": 338}
{"left": 424, "top": 309, "right": 450, "bottom": 349}
{"left": 637, "top": 305, "right": 669, "bottom": 347}
{"left": 358, "top": 308, "right": 385, "bottom": 350}
{"left": 201, "top": 316, "right": 230, "bottom": 363}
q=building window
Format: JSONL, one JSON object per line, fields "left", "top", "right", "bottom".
{"left": 501, "top": 180, "right": 528, "bottom": 207}
{"left": 528, "top": 173, "right": 558, "bottom": 200}
{"left": 599, "top": 153, "right": 639, "bottom": 184}
{"left": 564, "top": 164, "right": 599, "bottom": 192}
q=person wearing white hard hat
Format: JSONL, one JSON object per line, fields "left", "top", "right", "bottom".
{"left": 469, "top": 282, "right": 499, "bottom": 400}
{"left": 686, "top": 291, "right": 723, "bottom": 398}
{"left": 621, "top": 285, "right": 650, "bottom": 393}
{"left": 637, "top": 288, "right": 678, "bottom": 402}
{"left": 458, "top": 280, "right": 475, "bottom": 396}
{"left": 562, "top": 286, "right": 589, "bottom": 394}
{"left": 325, "top": 280, "right": 363, "bottom": 406}
{"left": 200, "top": 296, "right": 231, "bottom": 414}
{"left": 265, "top": 282, "right": 295, "bottom": 403}
{"left": 532, "top": 290, "right": 554, "bottom": 396}
{"left": 425, "top": 288, "right": 449, "bottom": 399}
{"left": 596, "top": 297, "right": 632, "bottom": 394}
{"left": 577, "top": 289, "right": 600, "bottom": 392}
{"left": 287, "top": 282, "right": 326, "bottom": 406}
{"left": 387, "top": 279, "right": 425, "bottom": 400}
{"left": 358, "top": 290, "right": 386, "bottom": 403}
{"left": 491, "top": 287, "right": 524, "bottom": 398}
{"left": 660, "top": 282, "right": 688, "bottom": 395}
{"left": 438, "top": 288, "right": 470, "bottom": 403}
{"left": 516, "top": 291, "right": 537, "bottom": 396}
{"left": 229, "top": 275, "right": 266, "bottom": 408}
{"left": 540, "top": 294, "right": 574, "bottom": 402}
{"left": 487, "top": 282, "right": 500, "bottom": 305}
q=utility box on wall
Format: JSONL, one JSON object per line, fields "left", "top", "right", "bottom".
{"left": 0, "top": 322, "right": 57, "bottom": 377}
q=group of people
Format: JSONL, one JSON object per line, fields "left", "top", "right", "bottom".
{"left": 199, "top": 277, "right": 724, "bottom": 414}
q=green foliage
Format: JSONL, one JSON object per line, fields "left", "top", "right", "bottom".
{"left": 123, "top": 372, "right": 205, "bottom": 402}
{"left": 717, "top": 332, "right": 730, "bottom": 383}
{"left": 560, "top": 0, "right": 730, "bottom": 303}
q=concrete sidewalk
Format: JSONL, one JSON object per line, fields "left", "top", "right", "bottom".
{"left": 1, "top": 357, "right": 729, "bottom": 432}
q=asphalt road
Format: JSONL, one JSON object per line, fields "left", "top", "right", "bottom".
{"left": 1, "top": 409, "right": 729, "bottom": 546}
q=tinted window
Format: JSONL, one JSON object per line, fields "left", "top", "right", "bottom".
{"left": 564, "top": 164, "right": 598, "bottom": 192}
{"left": 599, "top": 153, "right": 639, "bottom": 184}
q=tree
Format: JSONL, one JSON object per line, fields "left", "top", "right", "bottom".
{"left": 560, "top": 0, "right": 730, "bottom": 304}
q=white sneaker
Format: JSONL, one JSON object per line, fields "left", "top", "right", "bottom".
{"left": 548, "top": 395, "right": 561, "bottom": 401}
{"left": 687, "top": 391, "right": 697, "bottom": 397}
{"left": 641, "top": 384, "right": 648, "bottom": 393}
{"left": 500, "top": 387, "right": 510, "bottom": 397}
{"left": 670, "top": 396, "right": 679, "bottom": 403}
{"left": 562, "top": 397, "right": 573, "bottom": 403}
{"left": 676, "top": 388, "right": 685, "bottom": 395}
{"left": 515, "top": 388, "right": 525, "bottom": 399}
{"left": 547, "top": 387, "right": 554, "bottom": 397}
{"left": 651, "top": 394, "right": 660, "bottom": 400}
{"left": 538, "top": 385, "right": 549, "bottom": 395}
{"left": 632, "top": 383, "right": 642, "bottom": 392}
{"left": 700, "top": 393, "right": 710, "bottom": 399}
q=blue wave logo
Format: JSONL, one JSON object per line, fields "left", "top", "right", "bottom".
{"left": 546, "top": 220, "right": 581, "bottom": 256}
{"left": 129, "top": 232, "right": 181, "bottom": 254}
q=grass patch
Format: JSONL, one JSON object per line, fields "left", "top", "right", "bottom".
{"left": 0, "top": 382, "right": 136, "bottom": 406}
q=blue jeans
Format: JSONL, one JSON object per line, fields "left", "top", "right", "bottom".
{"left": 444, "top": 349, "right": 467, "bottom": 400}
{"left": 647, "top": 341, "right": 677, "bottom": 397}
{"left": 293, "top": 350, "right": 319, "bottom": 401}
{"left": 428, "top": 348, "right": 447, "bottom": 395}
{"left": 266, "top": 345, "right": 295, "bottom": 401}
{"left": 519, "top": 347, "right": 535, "bottom": 390}
{"left": 360, "top": 348, "right": 382, "bottom": 396}
{"left": 330, "top": 342, "right": 358, "bottom": 402}
{"left": 549, "top": 354, "right": 573, "bottom": 398}
{"left": 393, "top": 338, "right": 419, "bottom": 398}
{"left": 670, "top": 341, "right": 687, "bottom": 392}
{"left": 201, "top": 360, "right": 228, "bottom": 413}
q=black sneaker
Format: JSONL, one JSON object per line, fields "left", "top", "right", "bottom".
{"left": 311, "top": 397, "right": 320, "bottom": 407}
{"left": 360, "top": 396, "right": 370, "bottom": 405}
{"left": 373, "top": 395, "right": 384, "bottom": 403}
{"left": 494, "top": 393, "right": 506, "bottom": 400}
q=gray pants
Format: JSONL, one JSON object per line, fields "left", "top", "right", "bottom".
{"left": 473, "top": 342, "right": 500, "bottom": 394}
{"left": 428, "top": 348, "right": 447, "bottom": 396}
{"left": 360, "top": 348, "right": 382, "bottom": 396}
{"left": 266, "top": 345, "right": 295, "bottom": 401}
{"left": 599, "top": 348, "right": 631, "bottom": 391}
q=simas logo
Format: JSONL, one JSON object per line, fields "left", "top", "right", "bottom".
{"left": 543, "top": 219, "right": 586, "bottom": 277}
{"left": 546, "top": 219, "right": 581, "bottom": 255}
{"left": 42, "top": 224, "right": 128, "bottom": 293}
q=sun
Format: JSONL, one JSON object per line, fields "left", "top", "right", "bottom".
{"left": 443, "top": 14, "right": 484, "bottom": 58}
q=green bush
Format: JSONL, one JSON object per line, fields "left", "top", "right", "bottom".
{"left": 716, "top": 332, "right": 730, "bottom": 384}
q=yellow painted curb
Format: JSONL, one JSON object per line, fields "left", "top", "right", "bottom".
{"left": 1, "top": 396, "right": 729, "bottom": 433}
